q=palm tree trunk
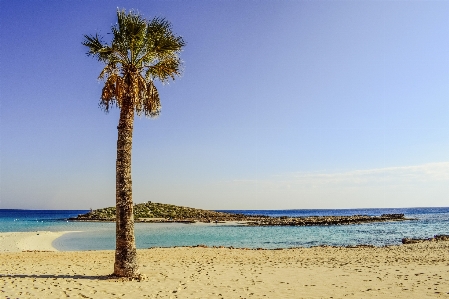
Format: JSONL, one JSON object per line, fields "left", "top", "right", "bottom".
{"left": 113, "top": 102, "right": 140, "bottom": 277}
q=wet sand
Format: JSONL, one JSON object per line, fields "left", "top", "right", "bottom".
{"left": 0, "top": 232, "right": 448, "bottom": 298}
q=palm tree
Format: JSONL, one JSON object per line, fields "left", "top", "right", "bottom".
{"left": 83, "top": 10, "right": 185, "bottom": 278}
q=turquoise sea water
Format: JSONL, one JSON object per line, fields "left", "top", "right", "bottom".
{"left": 1, "top": 208, "right": 448, "bottom": 250}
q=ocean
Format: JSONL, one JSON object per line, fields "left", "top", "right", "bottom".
{"left": 1, "top": 207, "right": 448, "bottom": 250}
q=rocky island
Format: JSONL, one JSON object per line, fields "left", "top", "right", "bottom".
{"left": 69, "top": 202, "right": 413, "bottom": 226}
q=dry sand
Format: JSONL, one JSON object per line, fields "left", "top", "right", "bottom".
{"left": 0, "top": 232, "right": 448, "bottom": 298}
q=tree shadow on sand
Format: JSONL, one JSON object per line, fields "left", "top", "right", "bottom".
{"left": 0, "top": 274, "right": 111, "bottom": 281}
{"left": 0, "top": 273, "right": 147, "bottom": 281}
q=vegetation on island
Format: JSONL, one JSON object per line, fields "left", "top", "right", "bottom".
{"left": 75, "top": 201, "right": 246, "bottom": 222}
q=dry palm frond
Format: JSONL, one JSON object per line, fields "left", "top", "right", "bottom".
{"left": 144, "top": 81, "right": 161, "bottom": 117}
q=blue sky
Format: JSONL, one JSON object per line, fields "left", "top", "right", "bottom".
{"left": 0, "top": 0, "right": 448, "bottom": 210}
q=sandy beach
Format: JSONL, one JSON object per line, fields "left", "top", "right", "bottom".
{"left": 0, "top": 232, "right": 448, "bottom": 298}
{"left": 0, "top": 231, "right": 69, "bottom": 252}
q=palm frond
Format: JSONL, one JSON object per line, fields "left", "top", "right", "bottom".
{"left": 98, "top": 64, "right": 118, "bottom": 80}
{"left": 82, "top": 34, "right": 113, "bottom": 62}
{"left": 144, "top": 81, "right": 161, "bottom": 117}
{"left": 139, "top": 18, "right": 185, "bottom": 65}
{"left": 146, "top": 56, "right": 182, "bottom": 82}
{"left": 114, "top": 9, "right": 147, "bottom": 63}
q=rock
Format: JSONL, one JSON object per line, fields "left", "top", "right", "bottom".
{"left": 381, "top": 213, "right": 405, "bottom": 219}
{"left": 401, "top": 235, "right": 449, "bottom": 244}
{"left": 434, "top": 235, "right": 449, "bottom": 241}
{"left": 402, "top": 238, "right": 425, "bottom": 244}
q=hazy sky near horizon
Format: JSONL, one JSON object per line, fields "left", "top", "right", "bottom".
{"left": 1, "top": 0, "right": 448, "bottom": 210}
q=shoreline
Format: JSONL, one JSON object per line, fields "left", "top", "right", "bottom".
{"left": 1, "top": 241, "right": 448, "bottom": 298}
{"left": 0, "top": 231, "right": 73, "bottom": 253}
{"left": 1, "top": 230, "right": 447, "bottom": 253}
